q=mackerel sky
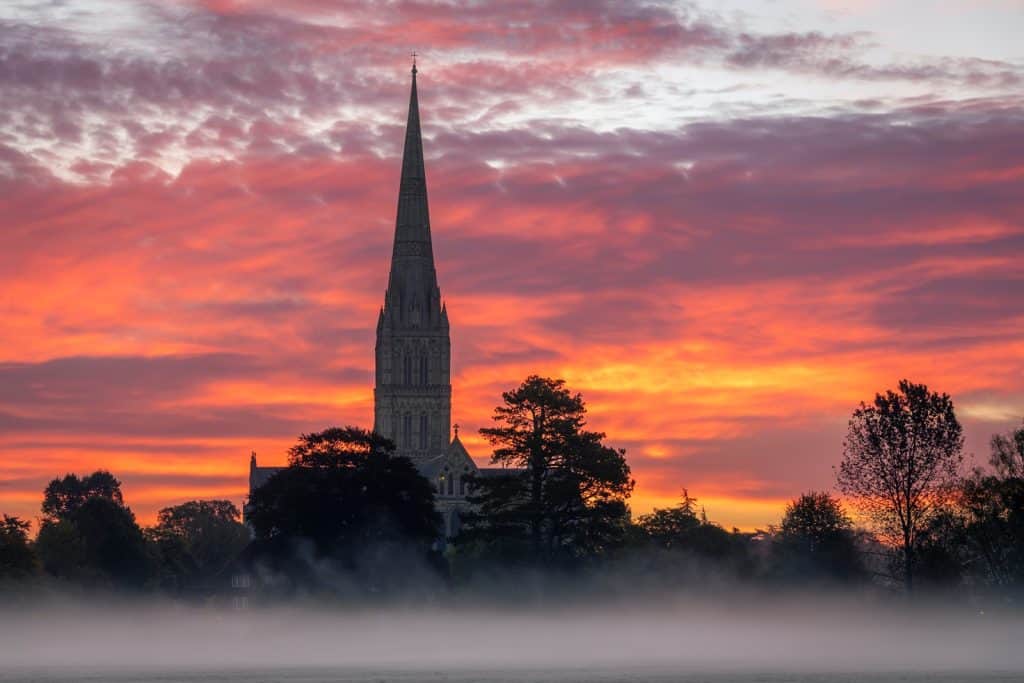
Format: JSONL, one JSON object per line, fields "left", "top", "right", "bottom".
{"left": 1, "top": 0, "right": 1022, "bottom": 529}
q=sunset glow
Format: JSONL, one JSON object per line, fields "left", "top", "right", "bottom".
{"left": 1, "top": 0, "right": 1022, "bottom": 530}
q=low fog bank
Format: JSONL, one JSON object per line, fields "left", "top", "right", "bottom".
{"left": 0, "top": 596, "right": 1020, "bottom": 674}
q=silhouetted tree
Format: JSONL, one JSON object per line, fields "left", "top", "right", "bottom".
{"left": 958, "top": 421, "right": 1024, "bottom": 593}
{"left": 989, "top": 421, "right": 1024, "bottom": 479}
{"left": 245, "top": 427, "right": 441, "bottom": 592}
{"left": 636, "top": 491, "right": 703, "bottom": 548}
{"left": 147, "top": 500, "right": 249, "bottom": 593}
{"left": 836, "top": 380, "right": 964, "bottom": 593}
{"left": 35, "top": 470, "right": 151, "bottom": 587}
{"left": 637, "top": 492, "right": 742, "bottom": 561}
{"left": 0, "top": 515, "right": 37, "bottom": 579}
{"left": 913, "top": 509, "right": 967, "bottom": 591}
{"left": 41, "top": 470, "right": 123, "bottom": 523}
{"left": 36, "top": 497, "right": 151, "bottom": 588}
{"left": 773, "top": 492, "right": 865, "bottom": 583}
{"left": 462, "top": 376, "right": 634, "bottom": 566}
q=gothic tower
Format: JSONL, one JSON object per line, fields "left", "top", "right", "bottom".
{"left": 374, "top": 63, "right": 451, "bottom": 461}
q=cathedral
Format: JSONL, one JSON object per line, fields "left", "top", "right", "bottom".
{"left": 248, "top": 63, "right": 486, "bottom": 538}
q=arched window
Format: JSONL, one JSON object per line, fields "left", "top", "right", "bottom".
{"left": 403, "top": 354, "right": 412, "bottom": 385}
{"left": 419, "top": 354, "right": 428, "bottom": 385}
{"left": 419, "top": 413, "right": 428, "bottom": 449}
{"left": 447, "top": 471, "right": 454, "bottom": 496}
{"left": 402, "top": 413, "right": 412, "bottom": 448}
{"left": 459, "top": 467, "right": 468, "bottom": 496}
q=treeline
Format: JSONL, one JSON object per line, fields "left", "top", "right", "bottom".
{"left": 1, "top": 376, "right": 1021, "bottom": 605}
{"left": 0, "top": 474, "right": 249, "bottom": 597}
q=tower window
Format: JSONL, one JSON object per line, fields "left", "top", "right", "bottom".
{"left": 447, "top": 472, "right": 454, "bottom": 496}
{"left": 459, "top": 468, "right": 468, "bottom": 496}
{"left": 403, "top": 354, "right": 412, "bottom": 385}
{"left": 419, "top": 413, "right": 428, "bottom": 449}
{"left": 402, "top": 413, "right": 412, "bottom": 448}
{"left": 419, "top": 354, "right": 428, "bottom": 385}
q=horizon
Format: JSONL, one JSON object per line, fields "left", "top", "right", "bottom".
{"left": 2, "top": 0, "right": 1023, "bottom": 531}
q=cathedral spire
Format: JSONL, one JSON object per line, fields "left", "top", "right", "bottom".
{"left": 394, "top": 59, "right": 430, "bottom": 248}
{"left": 375, "top": 63, "right": 452, "bottom": 456}
{"left": 383, "top": 61, "right": 441, "bottom": 329}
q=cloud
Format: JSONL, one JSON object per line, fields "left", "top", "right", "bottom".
{"left": 0, "top": 1, "right": 1022, "bottom": 528}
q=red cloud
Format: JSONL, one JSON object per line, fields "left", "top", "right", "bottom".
{"left": 1, "top": 2, "right": 1022, "bottom": 530}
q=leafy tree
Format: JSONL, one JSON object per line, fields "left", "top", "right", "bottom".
{"left": 989, "top": 421, "right": 1024, "bottom": 479}
{"left": 636, "top": 491, "right": 703, "bottom": 549}
{"left": 0, "top": 515, "right": 37, "bottom": 579}
{"left": 246, "top": 427, "right": 441, "bottom": 591}
{"left": 42, "top": 470, "right": 123, "bottom": 522}
{"left": 36, "top": 497, "right": 151, "bottom": 588}
{"left": 836, "top": 380, "right": 964, "bottom": 593}
{"left": 147, "top": 500, "right": 249, "bottom": 593}
{"left": 913, "top": 509, "right": 967, "bottom": 591}
{"left": 35, "top": 470, "right": 151, "bottom": 587}
{"left": 463, "top": 376, "right": 634, "bottom": 566}
{"left": 774, "top": 492, "right": 865, "bottom": 583}
{"left": 958, "top": 421, "right": 1024, "bottom": 592}
{"left": 637, "top": 492, "right": 740, "bottom": 561}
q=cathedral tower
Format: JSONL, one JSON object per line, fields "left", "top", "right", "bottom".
{"left": 374, "top": 63, "right": 451, "bottom": 460}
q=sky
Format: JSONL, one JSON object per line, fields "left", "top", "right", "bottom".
{"left": 1, "top": 0, "right": 1023, "bottom": 531}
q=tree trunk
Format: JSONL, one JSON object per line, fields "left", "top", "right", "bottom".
{"left": 903, "top": 530, "right": 914, "bottom": 594}
{"left": 531, "top": 462, "right": 544, "bottom": 560}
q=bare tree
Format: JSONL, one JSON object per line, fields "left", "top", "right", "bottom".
{"left": 989, "top": 421, "right": 1024, "bottom": 479}
{"left": 836, "top": 379, "right": 963, "bottom": 593}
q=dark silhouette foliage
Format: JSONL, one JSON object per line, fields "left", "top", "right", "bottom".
{"left": 36, "top": 497, "right": 151, "bottom": 588}
{"left": 147, "top": 500, "right": 249, "bottom": 594}
{"left": 41, "top": 470, "right": 123, "bottom": 523}
{"left": 836, "top": 379, "right": 964, "bottom": 593}
{"left": 956, "top": 422, "right": 1024, "bottom": 594}
{"left": 989, "top": 421, "right": 1024, "bottom": 479}
{"left": 773, "top": 492, "right": 865, "bottom": 583}
{"left": 462, "top": 376, "right": 634, "bottom": 567}
{"left": 0, "top": 515, "right": 37, "bottom": 579}
{"left": 637, "top": 492, "right": 749, "bottom": 564}
{"left": 245, "top": 426, "right": 442, "bottom": 593}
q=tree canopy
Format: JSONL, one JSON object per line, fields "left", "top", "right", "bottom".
{"left": 0, "top": 515, "right": 37, "bottom": 579}
{"left": 836, "top": 379, "right": 963, "bottom": 593}
{"left": 775, "top": 491, "right": 865, "bottom": 583}
{"left": 34, "top": 470, "right": 151, "bottom": 587}
{"left": 147, "top": 500, "right": 249, "bottom": 593}
{"left": 463, "top": 376, "right": 634, "bottom": 565}
{"left": 958, "top": 422, "right": 1024, "bottom": 592}
{"left": 245, "top": 427, "right": 442, "bottom": 591}
{"left": 41, "top": 470, "right": 123, "bottom": 523}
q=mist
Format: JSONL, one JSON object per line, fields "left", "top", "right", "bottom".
{"left": 1, "top": 594, "right": 1021, "bottom": 679}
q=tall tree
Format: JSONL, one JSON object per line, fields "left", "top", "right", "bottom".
{"left": 959, "top": 421, "right": 1024, "bottom": 591}
{"left": 989, "top": 421, "right": 1024, "bottom": 479}
{"left": 464, "top": 376, "right": 634, "bottom": 565}
{"left": 41, "top": 470, "right": 123, "bottom": 522}
{"left": 36, "top": 498, "right": 151, "bottom": 587}
{"left": 775, "top": 492, "right": 865, "bottom": 583}
{"left": 836, "top": 379, "right": 964, "bottom": 593}
{"left": 246, "top": 427, "right": 441, "bottom": 591}
{"left": 35, "top": 470, "right": 151, "bottom": 587}
{"left": 147, "top": 500, "right": 249, "bottom": 593}
{"left": 0, "top": 515, "right": 37, "bottom": 579}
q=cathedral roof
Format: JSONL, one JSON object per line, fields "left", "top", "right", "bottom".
{"left": 249, "top": 466, "right": 283, "bottom": 490}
